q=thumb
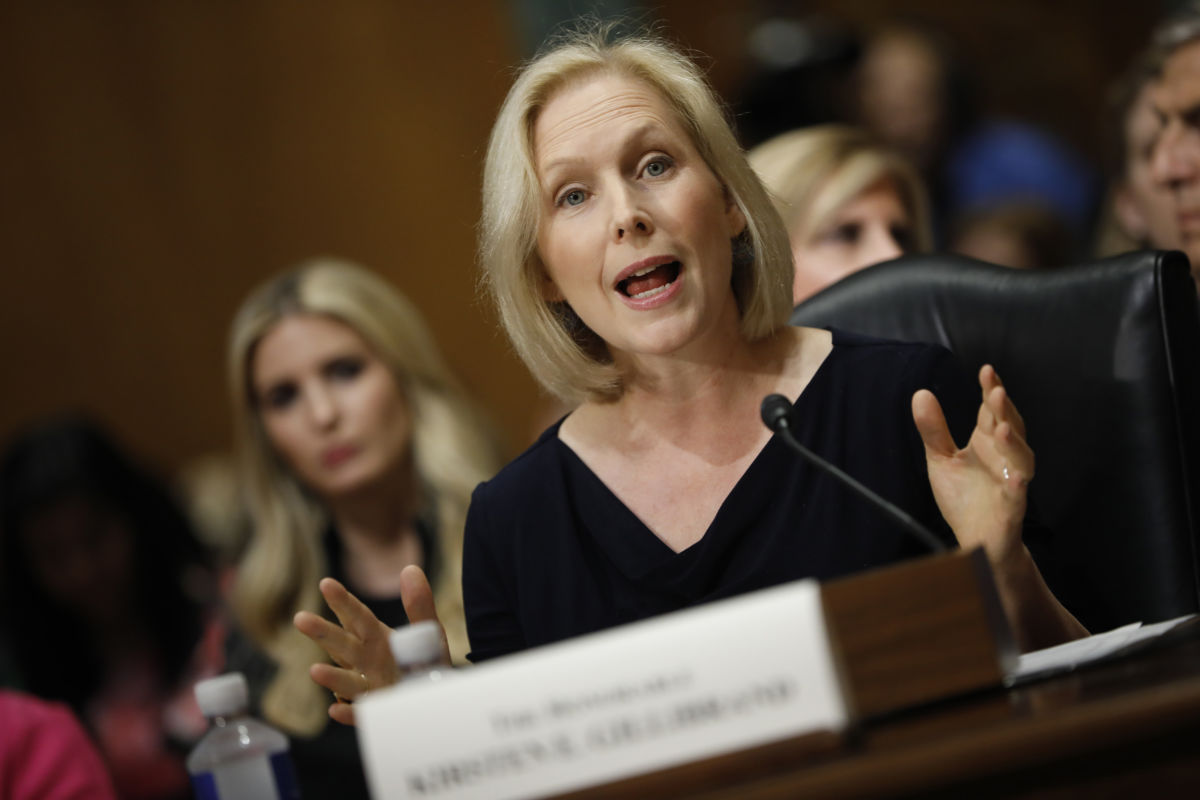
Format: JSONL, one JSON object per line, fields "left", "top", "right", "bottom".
{"left": 399, "top": 564, "right": 451, "bottom": 664}
{"left": 399, "top": 564, "right": 439, "bottom": 624}
{"left": 912, "top": 389, "right": 956, "bottom": 458}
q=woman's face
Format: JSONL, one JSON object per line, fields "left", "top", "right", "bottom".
{"left": 533, "top": 72, "right": 747, "bottom": 366}
{"left": 252, "top": 313, "right": 413, "bottom": 502}
{"left": 791, "top": 177, "right": 912, "bottom": 304}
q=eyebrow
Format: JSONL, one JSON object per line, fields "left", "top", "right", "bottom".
{"left": 538, "top": 121, "right": 671, "bottom": 180}
{"left": 538, "top": 155, "right": 587, "bottom": 185}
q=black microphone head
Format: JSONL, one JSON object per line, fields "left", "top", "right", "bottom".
{"left": 760, "top": 394, "right": 793, "bottom": 432}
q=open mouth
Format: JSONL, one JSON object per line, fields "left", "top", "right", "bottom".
{"left": 617, "top": 261, "right": 681, "bottom": 299}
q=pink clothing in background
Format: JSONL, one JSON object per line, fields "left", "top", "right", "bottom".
{"left": 0, "top": 690, "right": 117, "bottom": 800}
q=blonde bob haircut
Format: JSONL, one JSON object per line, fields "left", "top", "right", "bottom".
{"left": 228, "top": 258, "right": 499, "bottom": 735}
{"left": 479, "top": 25, "right": 794, "bottom": 404}
{"left": 748, "top": 124, "right": 933, "bottom": 254}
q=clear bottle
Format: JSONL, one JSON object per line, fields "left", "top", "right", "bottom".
{"left": 187, "top": 672, "right": 301, "bottom": 800}
{"left": 388, "top": 620, "right": 450, "bottom": 684}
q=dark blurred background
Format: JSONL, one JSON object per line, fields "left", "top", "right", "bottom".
{"left": 0, "top": 0, "right": 1175, "bottom": 472}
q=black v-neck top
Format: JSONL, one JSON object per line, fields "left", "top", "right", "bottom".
{"left": 462, "top": 331, "right": 977, "bottom": 663}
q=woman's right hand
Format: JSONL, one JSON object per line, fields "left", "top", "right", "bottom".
{"left": 294, "top": 564, "right": 450, "bottom": 726}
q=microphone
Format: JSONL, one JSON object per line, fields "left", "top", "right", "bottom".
{"left": 760, "top": 394, "right": 947, "bottom": 554}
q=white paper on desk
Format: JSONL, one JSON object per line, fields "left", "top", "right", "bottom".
{"left": 356, "top": 580, "right": 851, "bottom": 800}
{"left": 1008, "top": 613, "right": 1197, "bottom": 685}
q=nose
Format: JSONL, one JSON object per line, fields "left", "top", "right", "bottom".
{"left": 611, "top": 183, "right": 654, "bottom": 241}
{"left": 1151, "top": 123, "right": 1200, "bottom": 188}
{"left": 305, "top": 383, "right": 339, "bottom": 430}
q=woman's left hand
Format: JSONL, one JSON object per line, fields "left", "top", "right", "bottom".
{"left": 912, "top": 364, "right": 1033, "bottom": 566}
{"left": 293, "top": 566, "right": 449, "bottom": 726}
{"left": 294, "top": 578, "right": 398, "bottom": 725}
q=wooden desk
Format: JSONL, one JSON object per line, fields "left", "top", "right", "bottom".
{"left": 587, "top": 628, "right": 1200, "bottom": 798}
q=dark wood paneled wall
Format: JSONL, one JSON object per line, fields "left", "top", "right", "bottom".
{"left": 0, "top": 1, "right": 528, "bottom": 470}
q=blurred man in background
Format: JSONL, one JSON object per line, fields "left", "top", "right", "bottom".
{"left": 1149, "top": 4, "right": 1200, "bottom": 285}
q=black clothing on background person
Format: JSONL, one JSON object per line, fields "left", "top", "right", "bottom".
{"left": 225, "top": 521, "right": 435, "bottom": 800}
{"left": 463, "top": 331, "right": 978, "bottom": 663}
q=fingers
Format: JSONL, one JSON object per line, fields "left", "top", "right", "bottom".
{"left": 912, "top": 389, "right": 956, "bottom": 457}
{"left": 294, "top": 610, "right": 361, "bottom": 669}
{"left": 972, "top": 426, "right": 1030, "bottom": 485}
{"left": 329, "top": 702, "right": 357, "bottom": 726}
{"left": 307, "top": 661, "right": 364, "bottom": 728}
{"left": 979, "top": 365, "right": 1026, "bottom": 439}
{"left": 311, "top": 662, "right": 370, "bottom": 701}
{"left": 918, "top": 366, "right": 1034, "bottom": 489}
{"left": 970, "top": 367, "right": 1033, "bottom": 483}
{"left": 319, "top": 577, "right": 380, "bottom": 641}
{"left": 292, "top": 577, "right": 422, "bottom": 727}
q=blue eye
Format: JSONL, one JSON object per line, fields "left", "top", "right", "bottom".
{"left": 562, "top": 189, "right": 586, "bottom": 207}
{"left": 644, "top": 158, "right": 670, "bottom": 177}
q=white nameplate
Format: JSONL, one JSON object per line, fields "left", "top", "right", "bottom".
{"left": 357, "top": 579, "right": 850, "bottom": 800}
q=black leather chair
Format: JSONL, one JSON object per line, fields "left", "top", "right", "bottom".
{"left": 790, "top": 250, "right": 1200, "bottom": 633}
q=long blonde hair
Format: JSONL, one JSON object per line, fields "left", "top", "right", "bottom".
{"left": 228, "top": 258, "right": 500, "bottom": 735}
{"left": 748, "top": 124, "right": 933, "bottom": 254}
{"left": 479, "top": 25, "right": 794, "bottom": 404}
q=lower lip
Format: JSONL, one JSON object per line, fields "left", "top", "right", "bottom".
{"left": 322, "top": 447, "right": 357, "bottom": 468}
{"left": 618, "top": 269, "right": 684, "bottom": 310}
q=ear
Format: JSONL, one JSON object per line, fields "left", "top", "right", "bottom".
{"left": 1113, "top": 183, "right": 1149, "bottom": 241}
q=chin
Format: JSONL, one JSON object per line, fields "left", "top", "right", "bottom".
{"left": 312, "top": 467, "right": 372, "bottom": 499}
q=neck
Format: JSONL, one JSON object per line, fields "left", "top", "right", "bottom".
{"left": 613, "top": 328, "right": 792, "bottom": 438}
{"left": 329, "top": 487, "right": 417, "bottom": 546}
{"left": 325, "top": 460, "right": 426, "bottom": 597}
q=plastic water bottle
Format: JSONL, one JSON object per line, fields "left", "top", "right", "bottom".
{"left": 187, "top": 672, "right": 301, "bottom": 799}
{"left": 388, "top": 620, "right": 450, "bottom": 684}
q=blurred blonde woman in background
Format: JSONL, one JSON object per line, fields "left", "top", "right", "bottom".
{"left": 225, "top": 258, "right": 501, "bottom": 799}
{"left": 748, "top": 124, "right": 932, "bottom": 303}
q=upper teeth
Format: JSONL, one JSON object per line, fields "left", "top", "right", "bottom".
{"left": 630, "top": 265, "right": 659, "bottom": 278}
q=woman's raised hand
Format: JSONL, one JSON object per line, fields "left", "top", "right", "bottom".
{"left": 911, "top": 364, "right": 1033, "bottom": 566}
{"left": 294, "top": 564, "right": 450, "bottom": 726}
{"left": 912, "top": 364, "right": 1089, "bottom": 650}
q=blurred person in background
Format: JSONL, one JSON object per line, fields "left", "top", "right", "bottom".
{"left": 748, "top": 124, "right": 932, "bottom": 304}
{"left": 225, "top": 257, "right": 502, "bottom": 799}
{"left": 950, "top": 202, "right": 1076, "bottom": 270}
{"left": 1148, "top": 3, "right": 1200, "bottom": 286}
{"left": 0, "top": 416, "right": 222, "bottom": 800}
{"left": 0, "top": 689, "right": 118, "bottom": 799}
{"left": 943, "top": 122, "right": 1095, "bottom": 269}
{"left": 855, "top": 21, "right": 1096, "bottom": 262}
{"left": 852, "top": 22, "right": 971, "bottom": 239}
{"left": 735, "top": 14, "right": 862, "bottom": 148}
{"left": 1094, "top": 47, "right": 1179, "bottom": 259}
